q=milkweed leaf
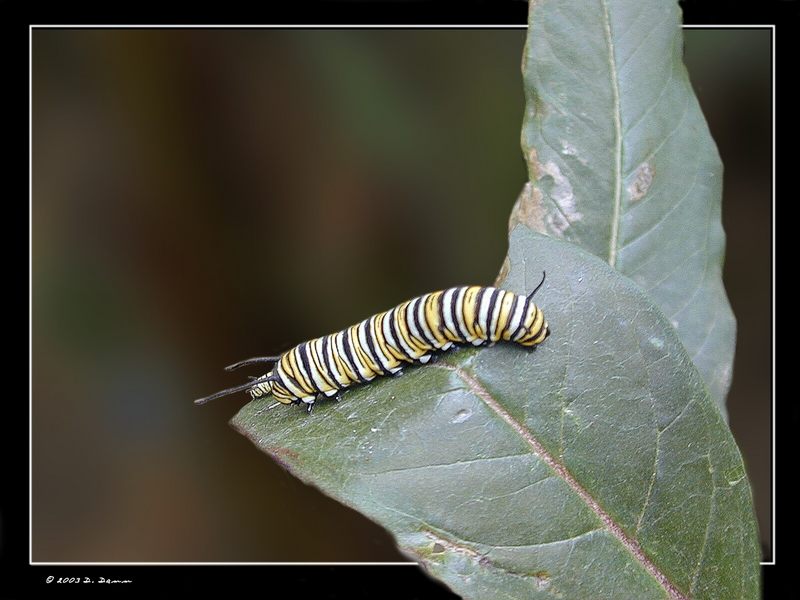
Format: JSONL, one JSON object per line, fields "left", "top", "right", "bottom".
{"left": 232, "top": 228, "right": 760, "bottom": 600}
{"left": 505, "top": 0, "right": 736, "bottom": 418}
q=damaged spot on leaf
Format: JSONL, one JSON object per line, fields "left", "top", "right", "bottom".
{"left": 526, "top": 148, "right": 582, "bottom": 235}
{"left": 507, "top": 182, "right": 546, "bottom": 236}
{"left": 527, "top": 147, "right": 544, "bottom": 180}
{"left": 560, "top": 140, "right": 587, "bottom": 165}
{"left": 495, "top": 255, "right": 512, "bottom": 287}
{"left": 628, "top": 162, "right": 654, "bottom": 202}
{"left": 422, "top": 529, "right": 480, "bottom": 558}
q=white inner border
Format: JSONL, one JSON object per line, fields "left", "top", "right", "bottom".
{"left": 29, "top": 23, "right": 776, "bottom": 568}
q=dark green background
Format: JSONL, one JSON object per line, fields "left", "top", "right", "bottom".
{"left": 32, "top": 28, "right": 771, "bottom": 561}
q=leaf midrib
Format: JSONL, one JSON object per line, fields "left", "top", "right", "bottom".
{"left": 435, "top": 362, "right": 688, "bottom": 600}
{"left": 600, "top": 0, "right": 624, "bottom": 268}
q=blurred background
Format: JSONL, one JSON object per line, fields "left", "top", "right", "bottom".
{"left": 32, "top": 28, "right": 772, "bottom": 562}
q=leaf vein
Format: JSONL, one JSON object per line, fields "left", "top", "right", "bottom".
{"left": 364, "top": 452, "right": 534, "bottom": 476}
{"left": 434, "top": 363, "right": 688, "bottom": 600}
{"left": 601, "top": 0, "right": 624, "bottom": 267}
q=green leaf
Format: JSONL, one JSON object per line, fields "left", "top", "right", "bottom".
{"left": 508, "top": 0, "right": 735, "bottom": 417}
{"left": 232, "top": 228, "right": 759, "bottom": 599}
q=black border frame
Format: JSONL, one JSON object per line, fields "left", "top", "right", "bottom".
{"left": 12, "top": 1, "right": 790, "bottom": 597}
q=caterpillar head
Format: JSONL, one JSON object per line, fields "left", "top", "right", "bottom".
{"left": 249, "top": 375, "right": 289, "bottom": 403}
{"left": 258, "top": 375, "right": 300, "bottom": 405}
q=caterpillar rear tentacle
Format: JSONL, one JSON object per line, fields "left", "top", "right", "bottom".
{"left": 194, "top": 277, "right": 550, "bottom": 411}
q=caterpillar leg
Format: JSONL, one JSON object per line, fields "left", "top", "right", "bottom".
{"left": 426, "top": 352, "right": 443, "bottom": 364}
{"left": 321, "top": 389, "right": 342, "bottom": 402}
{"left": 298, "top": 397, "right": 316, "bottom": 413}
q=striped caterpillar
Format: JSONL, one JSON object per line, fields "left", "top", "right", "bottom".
{"left": 196, "top": 275, "right": 549, "bottom": 412}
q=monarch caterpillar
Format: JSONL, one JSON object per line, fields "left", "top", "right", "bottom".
{"left": 195, "top": 273, "right": 549, "bottom": 412}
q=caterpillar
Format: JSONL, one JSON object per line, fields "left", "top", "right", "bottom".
{"left": 195, "top": 273, "right": 549, "bottom": 413}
